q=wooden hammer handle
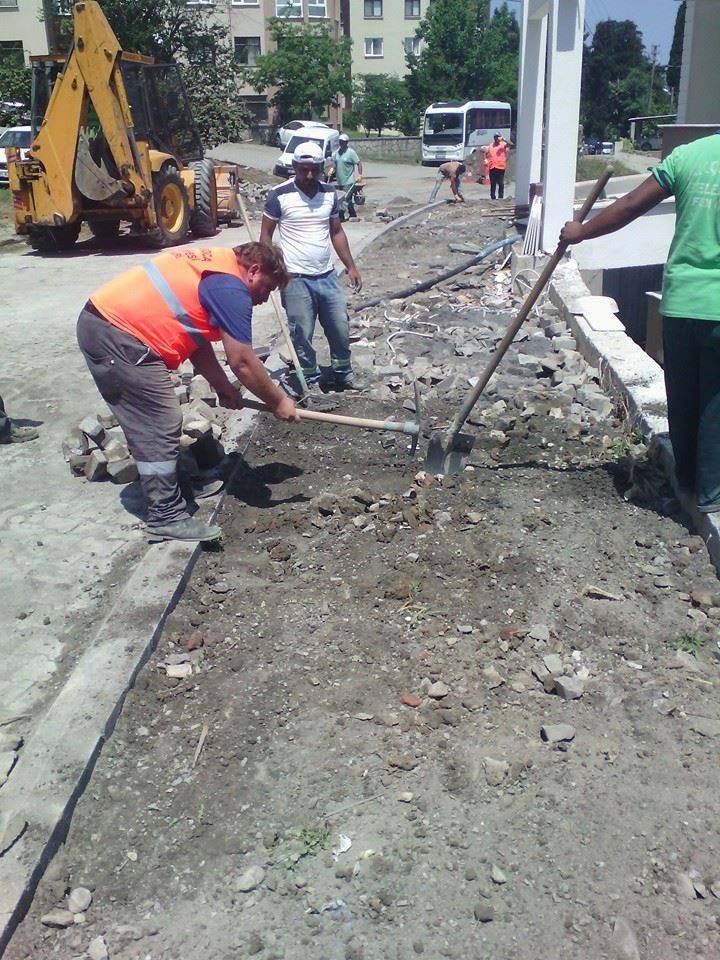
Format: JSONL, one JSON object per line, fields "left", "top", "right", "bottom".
{"left": 239, "top": 397, "right": 420, "bottom": 436}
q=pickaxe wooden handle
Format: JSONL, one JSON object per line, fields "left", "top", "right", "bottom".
{"left": 238, "top": 397, "right": 419, "bottom": 438}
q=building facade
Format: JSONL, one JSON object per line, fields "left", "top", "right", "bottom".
{"left": 0, "top": 0, "right": 50, "bottom": 65}
{"left": 342, "top": 0, "right": 431, "bottom": 80}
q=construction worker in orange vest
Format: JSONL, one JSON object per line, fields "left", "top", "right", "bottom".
{"left": 77, "top": 242, "right": 300, "bottom": 544}
{"left": 481, "top": 133, "right": 513, "bottom": 200}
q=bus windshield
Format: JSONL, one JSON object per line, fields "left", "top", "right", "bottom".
{"left": 423, "top": 112, "right": 463, "bottom": 145}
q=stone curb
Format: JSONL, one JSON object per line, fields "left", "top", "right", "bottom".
{"left": 0, "top": 402, "right": 261, "bottom": 954}
{"left": 549, "top": 257, "right": 720, "bottom": 573}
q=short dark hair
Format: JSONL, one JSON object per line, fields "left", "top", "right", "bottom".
{"left": 233, "top": 241, "right": 290, "bottom": 289}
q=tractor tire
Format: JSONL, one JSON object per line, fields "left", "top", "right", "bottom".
{"left": 88, "top": 218, "right": 121, "bottom": 241}
{"left": 147, "top": 168, "right": 190, "bottom": 248}
{"left": 189, "top": 159, "right": 218, "bottom": 238}
{"left": 28, "top": 222, "right": 81, "bottom": 253}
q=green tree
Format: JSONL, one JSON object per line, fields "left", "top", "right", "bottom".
{"left": 0, "top": 52, "right": 31, "bottom": 125}
{"left": 667, "top": 1, "right": 685, "bottom": 95}
{"left": 353, "top": 74, "right": 408, "bottom": 136}
{"left": 248, "top": 18, "right": 352, "bottom": 123}
{"left": 405, "top": 0, "right": 519, "bottom": 113}
{"left": 44, "top": 0, "right": 249, "bottom": 146}
{"left": 581, "top": 19, "right": 671, "bottom": 139}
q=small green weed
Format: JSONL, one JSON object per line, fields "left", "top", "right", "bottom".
{"left": 669, "top": 633, "right": 707, "bottom": 655}
{"left": 611, "top": 428, "right": 645, "bottom": 460}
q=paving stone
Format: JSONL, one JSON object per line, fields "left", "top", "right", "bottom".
{"left": 483, "top": 757, "right": 509, "bottom": 786}
{"left": 554, "top": 675, "right": 584, "bottom": 700}
{"left": 61, "top": 430, "right": 90, "bottom": 461}
{"left": 107, "top": 458, "right": 139, "bottom": 484}
{"left": 78, "top": 416, "right": 106, "bottom": 446}
{"left": 84, "top": 449, "right": 108, "bottom": 482}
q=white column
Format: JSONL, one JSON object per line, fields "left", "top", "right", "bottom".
{"left": 515, "top": 2, "right": 548, "bottom": 208}
{"left": 677, "top": 0, "right": 720, "bottom": 124}
{"left": 541, "top": 0, "right": 586, "bottom": 251}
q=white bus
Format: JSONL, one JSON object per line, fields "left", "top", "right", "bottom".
{"left": 421, "top": 99, "right": 512, "bottom": 165}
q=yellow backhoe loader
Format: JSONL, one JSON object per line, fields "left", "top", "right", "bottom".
{"left": 8, "top": 0, "right": 239, "bottom": 252}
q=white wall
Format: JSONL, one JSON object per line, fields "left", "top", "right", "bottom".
{"left": 677, "top": 0, "right": 720, "bottom": 124}
{"left": 570, "top": 200, "right": 676, "bottom": 271}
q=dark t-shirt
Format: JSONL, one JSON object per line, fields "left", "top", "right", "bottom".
{"left": 198, "top": 273, "right": 253, "bottom": 343}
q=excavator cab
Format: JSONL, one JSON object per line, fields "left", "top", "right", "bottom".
{"left": 9, "top": 0, "right": 229, "bottom": 252}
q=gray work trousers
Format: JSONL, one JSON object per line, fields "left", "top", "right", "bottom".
{"left": 76, "top": 305, "right": 189, "bottom": 527}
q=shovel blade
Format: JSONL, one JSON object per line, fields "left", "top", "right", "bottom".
{"left": 426, "top": 430, "right": 474, "bottom": 475}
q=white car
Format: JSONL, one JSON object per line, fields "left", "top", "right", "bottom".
{"left": 275, "top": 119, "right": 331, "bottom": 148}
{"left": 0, "top": 126, "right": 32, "bottom": 186}
{"left": 273, "top": 128, "right": 340, "bottom": 180}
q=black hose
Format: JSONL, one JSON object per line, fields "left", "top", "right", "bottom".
{"left": 352, "top": 233, "right": 522, "bottom": 312}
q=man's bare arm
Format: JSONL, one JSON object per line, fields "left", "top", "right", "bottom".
{"left": 561, "top": 176, "right": 670, "bottom": 245}
{"left": 259, "top": 215, "right": 277, "bottom": 246}
{"left": 220, "top": 333, "right": 299, "bottom": 422}
{"left": 329, "top": 217, "right": 362, "bottom": 291}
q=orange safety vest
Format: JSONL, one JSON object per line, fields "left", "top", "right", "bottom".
{"left": 90, "top": 247, "right": 245, "bottom": 369}
{"left": 485, "top": 142, "right": 508, "bottom": 171}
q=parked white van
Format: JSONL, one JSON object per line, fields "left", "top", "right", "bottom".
{"left": 273, "top": 125, "right": 340, "bottom": 180}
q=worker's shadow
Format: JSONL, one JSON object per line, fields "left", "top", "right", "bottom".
{"left": 224, "top": 456, "right": 308, "bottom": 509}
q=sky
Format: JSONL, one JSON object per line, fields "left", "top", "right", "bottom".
{"left": 492, "top": 0, "right": 681, "bottom": 64}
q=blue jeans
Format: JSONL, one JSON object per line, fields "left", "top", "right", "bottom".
{"left": 662, "top": 315, "right": 720, "bottom": 509}
{"left": 281, "top": 272, "right": 352, "bottom": 381}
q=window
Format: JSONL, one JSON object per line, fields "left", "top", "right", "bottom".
{"left": 308, "top": 0, "right": 326, "bottom": 16}
{"left": 240, "top": 95, "right": 268, "bottom": 121}
{"left": 0, "top": 40, "right": 23, "bottom": 62}
{"left": 234, "top": 36, "right": 261, "bottom": 66}
{"left": 404, "top": 36, "right": 420, "bottom": 55}
{"left": 364, "top": 0, "right": 382, "bottom": 18}
{"left": 186, "top": 0, "right": 214, "bottom": 5}
{"left": 404, "top": 0, "right": 420, "bottom": 16}
{"left": 364, "top": 37, "right": 383, "bottom": 57}
{"left": 0, "top": 0, "right": 19, "bottom": 8}
{"left": 232, "top": 0, "right": 259, "bottom": 4}
{"left": 276, "top": 0, "right": 302, "bottom": 14}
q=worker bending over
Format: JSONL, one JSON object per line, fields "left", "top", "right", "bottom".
{"left": 429, "top": 161, "right": 466, "bottom": 203}
{"left": 561, "top": 132, "right": 720, "bottom": 512}
{"left": 77, "top": 242, "right": 299, "bottom": 543}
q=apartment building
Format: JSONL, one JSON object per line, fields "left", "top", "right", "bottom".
{"left": 224, "top": 0, "right": 343, "bottom": 124}
{"left": 0, "top": 0, "right": 50, "bottom": 64}
{"left": 341, "top": 0, "right": 431, "bottom": 79}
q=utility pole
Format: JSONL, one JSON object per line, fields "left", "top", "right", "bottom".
{"left": 648, "top": 43, "right": 659, "bottom": 113}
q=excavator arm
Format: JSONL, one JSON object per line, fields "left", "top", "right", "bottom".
{"left": 24, "top": 0, "right": 154, "bottom": 226}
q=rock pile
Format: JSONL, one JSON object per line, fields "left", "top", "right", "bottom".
{"left": 62, "top": 374, "right": 226, "bottom": 484}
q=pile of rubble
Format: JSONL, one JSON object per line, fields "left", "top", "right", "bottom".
{"left": 61, "top": 372, "right": 226, "bottom": 484}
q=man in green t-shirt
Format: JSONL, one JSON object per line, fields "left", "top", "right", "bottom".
{"left": 332, "top": 134, "right": 363, "bottom": 221}
{"left": 561, "top": 133, "right": 720, "bottom": 511}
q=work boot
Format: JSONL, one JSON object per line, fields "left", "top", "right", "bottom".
{"left": 0, "top": 425, "right": 40, "bottom": 444}
{"left": 280, "top": 371, "right": 321, "bottom": 400}
{"left": 191, "top": 477, "right": 225, "bottom": 500}
{"left": 148, "top": 517, "right": 222, "bottom": 543}
{"left": 326, "top": 371, "right": 367, "bottom": 392}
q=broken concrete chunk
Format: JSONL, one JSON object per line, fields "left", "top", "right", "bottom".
{"left": 69, "top": 454, "right": 91, "bottom": 476}
{"left": 165, "top": 663, "right": 193, "bottom": 679}
{"left": 107, "top": 458, "right": 139, "bottom": 484}
{"left": 235, "top": 865, "right": 265, "bottom": 892}
{"left": 88, "top": 936, "right": 109, "bottom": 960}
{"left": 174, "top": 384, "right": 189, "bottom": 404}
{"left": 182, "top": 416, "right": 213, "bottom": 439}
{"left": 483, "top": 757, "right": 509, "bottom": 786}
{"left": 78, "top": 416, "right": 105, "bottom": 446}
{"left": 40, "top": 909, "right": 75, "bottom": 928}
{"left": 554, "top": 675, "right": 584, "bottom": 700}
{"left": 97, "top": 411, "right": 118, "bottom": 429}
{"left": 540, "top": 723, "right": 576, "bottom": 744}
{"left": 61, "top": 429, "right": 90, "bottom": 461}
{"left": 68, "top": 886, "right": 93, "bottom": 913}
{"left": 84, "top": 449, "right": 108, "bottom": 482}
{"left": 542, "top": 653, "right": 563, "bottom": 676}
{"left": 102, "top": 439, "right": 130, "bottom": 462}
{"left": 188, "top": 374, "right": 216, "bottom": 405}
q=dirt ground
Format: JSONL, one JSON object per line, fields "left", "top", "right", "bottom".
{"left": 7, "top": 204, "right": 720, "bottom": 960}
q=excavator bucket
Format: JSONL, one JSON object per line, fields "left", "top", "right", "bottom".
{"left": 74, "top": 129, "right": 134, "bottom": 203}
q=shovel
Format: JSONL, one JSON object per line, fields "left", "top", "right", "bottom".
{"left": 426, "top": 168, "right": 613, "bottom": 475}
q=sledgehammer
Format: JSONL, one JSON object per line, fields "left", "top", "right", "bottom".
{"left": 238, "top": 397, "right": 420, "bottom": 447}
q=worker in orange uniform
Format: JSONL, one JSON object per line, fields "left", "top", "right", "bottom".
{"left": 77, "top": 242, "right": 300, "bottom": 544}
{"left": 481, "top": 133, "right": 513, "bottom": 200}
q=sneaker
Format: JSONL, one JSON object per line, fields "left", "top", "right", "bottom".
{"left": 0, "top": 425, "right": 39, "bottom": 444}
{"left": 191, "top": 477, "right": 225, "bottom": 500}
{"left": 148, "top": 517, "right": 223, "bottom": 543}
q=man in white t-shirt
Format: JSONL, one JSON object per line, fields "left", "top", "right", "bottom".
{"left": 260, "top": 141, "right": 363, "bottom": 394}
